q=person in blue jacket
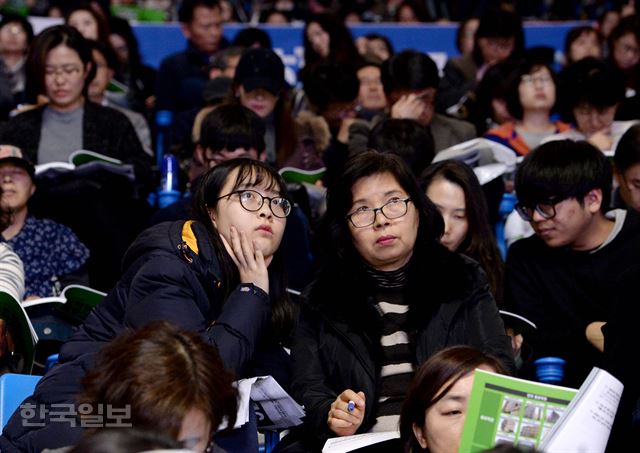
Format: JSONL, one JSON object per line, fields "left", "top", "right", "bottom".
{"left": 0, "top": 158, "right": 296, "bottom": 452}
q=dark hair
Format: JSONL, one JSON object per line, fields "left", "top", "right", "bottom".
{"left": 200, "top": 104, "right": 266, "bottom": 153}
{"left": 515, "top": 139, "right": 613, "bottom": 213}
{"left": 210, "top": 45, "right": 244, "bottom": 71}
{"left": 108, "top": 16, "right": 143, "bottom": 69}
{"left": 395, "top": 0, "right": 431, "bottom": 22}
{"left": 380, "top": 50, "right": 439, "bottom": 94}
{"left": 70, "top": 428, "right": 182, "bottom": 453}
{"left": 355, "top": 58, "right": 382, "bottom": 73}
{"left": 473, "top": 59, "right": 520, "bottom": 134}
{"left": 420, "top": 161, "right": 504, "bottom": 302}
{"left": 64, "top": 3, "right": 111, "bottom": 46}
{"left": 399, "top": 345, "right": 509, "bottom": 453}
{"left": 608, "top": 14, "right": 640, "bottom": 62}
{"left": 364, "top": 33, "right": 394, "bottom": 58}
{"left": 232, "top": 27, "right": 272, "bottom": 49}
{"left": 505, "top": 60, "right": 557, "bottom": 120}
{"left": 79, "top": 321, "right": 238, "bottom": 444}
{"left": 614, "top": 123, "right": 640, "bottom": 172}
{"left": 564, "top": 26, "right": 603, "bottom": 65}
{"left": 472, "top": 8, "right": 524, "bottom": 65}
{"left": 0, "top": 13, "right": 34, "bottom": 46}
{"left": 556, "top": 57, "right": 626, "bottom": 122}
{"left": 301, "top": 14, "right": 361, "bottom": 70}
{"left": 608, "top": 14, "right": 640, "bottom": 88}
{"left": 321, "top": 151, "right": 444, "bottom": 263}
{"left": 369, "top": 119, "right": 435, "bottom": 176}
{"left": 475, "top": 7, "right": 522, "bottom": 41}
{"left": 193, "top": 158, "right": 296, "bottom": 342}
{"left": 179, "top": 0, "right": 221, "bottom": 23}
{"left": 302, "top": 61, "right": 360, "bottom": 112}
{"left": 25, "top": 25, "right": 97, "bottom": 102}
{"left": 86, "top": 39, "right": 118, "bottom": 71}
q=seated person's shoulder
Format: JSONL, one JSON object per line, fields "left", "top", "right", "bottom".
{"left": 506, "top": 233, "right": 548, "bottom": 261}
{"left": 159, "top": 50, "right": 188, "bottom": 66}
{"left": 89, "top": 102, "right": 128, "bottom": 120}
{"left": 30, "top": 217, "right": 80, "bottom": 239}
{"left": 432, "top": 113, "right": 476, "bottom": 134}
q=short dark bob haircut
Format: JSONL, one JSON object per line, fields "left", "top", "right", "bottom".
{"left": 505, "top": 60, "right": 557, "bottom": 120}
{"left": 322, "top": 150, "right": 444, "bottom": 263}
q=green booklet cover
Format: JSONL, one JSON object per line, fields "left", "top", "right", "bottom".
{"left": 458, "top": 369, "right": 578, "bottom": 452}
{"left": 22, "top": 284, "right": 106, "bottom": 327}
{"left": 279, "top": 166, "right": 326, "bottom": 185}
{"left": 0, "top": 291, "right": 37, "bottom": 374}
{"left": 34, "top": 150, "right": 134, "bottom": 181}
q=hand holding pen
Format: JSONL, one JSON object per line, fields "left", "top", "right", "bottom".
{"left": 327, "top": 389, "right": 366, "bottom": 436}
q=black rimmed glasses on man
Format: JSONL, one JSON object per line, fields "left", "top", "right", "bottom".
{"left": 347, "top": 197, "right": 412, "bottom": 228}
{"left": 515, "top": 197, "right": 565, "bottom": 222}
{"left": 216, "top": 189, "right": 292, "bottom": 218}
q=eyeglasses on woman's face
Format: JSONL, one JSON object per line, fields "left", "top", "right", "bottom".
{"left": 216, "top": 189, "right": 291, "bottom": 218}
{"left": 347, "top": 197, "right": 412, "bottom": 228}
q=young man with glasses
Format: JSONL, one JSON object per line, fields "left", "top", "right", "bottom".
{"left": 504, "top": 139, "right": 640, "bottom": 388}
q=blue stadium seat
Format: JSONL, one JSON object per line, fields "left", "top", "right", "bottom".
{"left": 0, "top": 373, "right": 40, "bottom": 428}
{"left": 495, "top": 192, "right": 518, "bottom": 260}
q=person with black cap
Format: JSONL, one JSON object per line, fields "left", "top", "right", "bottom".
{"left": 0, "top": 146, "right": 89, "bottom": 299}
{"left": 230, "top": 47, "right": 296, "bottom": 168}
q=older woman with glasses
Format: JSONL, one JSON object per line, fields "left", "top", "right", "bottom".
{"left": 284, "top": 151, "right": 514, "bottom": 452}
{"left": 0, "top": 158, "right": 296, "bottom": 452}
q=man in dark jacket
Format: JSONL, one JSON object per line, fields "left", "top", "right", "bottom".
{"left": 155, "top": 0, "right": 229, "bottom": 113}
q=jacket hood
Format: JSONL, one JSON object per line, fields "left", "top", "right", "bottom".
{"left": 121, "top": 220, "right": 222, "bottom": 279}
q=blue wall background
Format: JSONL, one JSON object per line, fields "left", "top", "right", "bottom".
{"left": 133, "top": 21, "right": 591, "bottom": 85}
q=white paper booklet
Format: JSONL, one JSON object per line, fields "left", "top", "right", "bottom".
{"left": 232, "top": 375, "right": 305, "bottom": 430}
{"left": 322, "top": 431, "right": 400, "bottom": 453}
{"left": 432, "top": 138, "right": 519, "bottom": 184}
{"left": 539, "top": 367, "right": 623, "bottom": 453}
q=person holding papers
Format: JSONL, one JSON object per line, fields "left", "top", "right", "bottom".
{"left": 287, "top": 152, "right": 513, "bottom": 451}
{"left": 542, "top": 57, "right": 638, "bottom": 155}
{"left": 0, "top": 25, "right": 151, "bottom": 185}
{"left": 399, "top": 345, "right": 509, "bottom": 453}
{"left": 0, "top": 25, "right": 154, "bottom": 291}
{"left": 0, "top": 158, "right": 295, "bottom": 453}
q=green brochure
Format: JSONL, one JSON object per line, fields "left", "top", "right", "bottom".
{"left": 458, "top": 369, "right": 578, "bottom": 452}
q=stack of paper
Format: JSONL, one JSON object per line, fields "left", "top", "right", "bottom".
{"left": 232, "top": 376, "right": 305, "bottom": 431}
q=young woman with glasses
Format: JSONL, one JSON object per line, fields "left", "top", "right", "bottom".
{"left": 484, "top": 60, "right": 570, "bottom": 156}
{"left": 0, "top": 25, "right": 149, "bottom": 181}
{"left": 0, "top": 158, "right": 296, "bottom": 452}
{"left": 284, "top": 151, "right": 514, "bottom": 452}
